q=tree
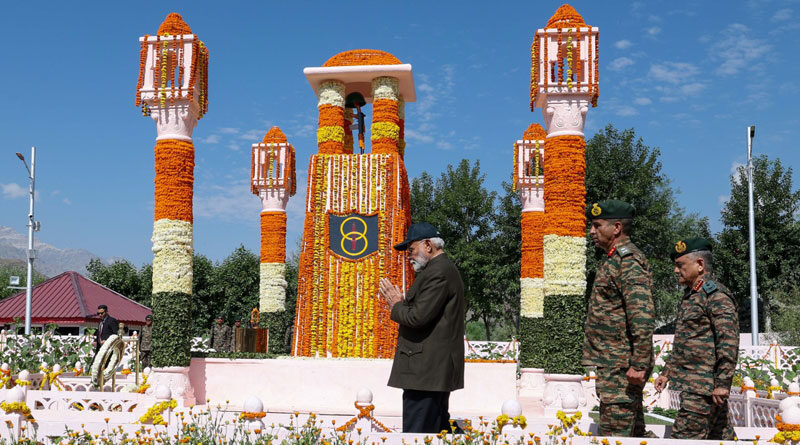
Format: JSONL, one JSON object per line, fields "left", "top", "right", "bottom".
{"left": 410, "top": 159, "right": 499, "bottom": 339}
{"left": 213, "top": 245, "right": 260, "bottom": 324}
{"left": 0, "top": 261, "right": 47, "bottom": 300}
{"left": 192, "top": 254, "right": 220, "bottom": 336}
{"left": 584, "top": 125, "right": 710, "bottom": 330}
{"left": 86, "top": 259, "right": 151, "bottom": 306}
{"left": 484, "top": 182, "right": 522, "bottom": 334}
{"left": 715, "top": 155, "right": 800, "bottom": 334}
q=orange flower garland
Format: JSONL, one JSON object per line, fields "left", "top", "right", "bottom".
{"left": 322, "top": 49, "right": 402, "bottom": 67}
{"left": 154, "top": 139, "right": 194, "bottom": 223}
{"left": 136, "top": 13, "right": 209, "bottom": 118}
{"left": 371, "top": 77, "right": 401, "bottom": 155}
{"left": 521, "top": 212, "right": 546, "bottom": 279}
{"left": 545, "top": 4, "right": 586, "bottom": 29}
{"left": 293, "top": 153, "right": 410, "bottom": 358}
{"left": 260, "top": 212, "right": 287, "bottom": 263}
{"left": 543, "top": 136, "right": 585, "bottom": 237}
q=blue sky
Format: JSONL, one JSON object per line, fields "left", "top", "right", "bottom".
{"left": 1, "top": 1, "right": 798, "bottom": 267}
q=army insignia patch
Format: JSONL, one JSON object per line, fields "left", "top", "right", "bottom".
{"left": 591, "top": 203, "right": 602, "bottom": 216}
{"left": 329, "top": 213, "right": 379, "bottom": 260}
{"left": 675, "top": 241, "right": 687, "bottom": 253}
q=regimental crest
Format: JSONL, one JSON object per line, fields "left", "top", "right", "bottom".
{"left": 591, "top": 203, "right": 602, "bottom": 217}
{"left": 329, "top": 213, "right": 379, "bottom": 260}
{"left": 675, "top": 241, "right": 687, "bottom": 254}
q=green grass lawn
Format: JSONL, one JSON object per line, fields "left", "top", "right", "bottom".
{"left": 588, "top": 412, "right": 674, "bottom": 426}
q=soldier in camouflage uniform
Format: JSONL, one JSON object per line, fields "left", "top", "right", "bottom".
{"left": 139, "top": 314, "right": 153, "bottom": 369}
{"left": 655, "top": 237, "right": 739, "bottom": 440}
{"left": 210, "top": 317, "right": 232, "bottom": 353}
{"left": 582, "top": 200, "right": 655, "bottom": 438}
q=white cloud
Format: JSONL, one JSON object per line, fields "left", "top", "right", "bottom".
{"left": 678, "top": 82, "right": 707, "bottom": 95}
{"left": 1, "top": 183, "right": 27, "bottom": 199}
{"left": 240, "top": 129, "right": 267, "bottom": 141}
{"left": 616, "top": 106, "right": 637, "bottom": 116}
{"left": 194, "top": 180, "right": 261, "bottom": 222}
{"left": 731, "top": 161, "right": 746, "bottom": 176}
{"left": 62, "top": 198, "right": 72, "bottom": 205}
{"left": 227, "top": 143, "right": 241, "bottom": 151}
{"left": 634, "top": 97, "right": 652, "bottom": 105}
{"left": 649, "top": 62, "right": 699, "bottom": 84}
{"left": 615, "top": 40, "right": 632, "bottom": 50}
{"left": 609, "top": 57, "right": 635, "bottom": 72}
{"left": 218, "top": 128, "right": 240, "bottom": 135}
{"left": 711, "top": 23, "right": 770, "bottom": 76}
{"left": 647, "top": 26, "right": 662, "bottom": 36}
{"left": 200, "top": 134, "right": 221, "bottom": 144}
{"left": 718, "top": 195, "right": 729, "bottom": 206}
{"left": 404, "top": 129, "right": 434, "bottom": 144}
{"left": 773, "top": 8, "right": 792, "bottom": 21}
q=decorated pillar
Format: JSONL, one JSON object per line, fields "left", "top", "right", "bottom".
{"left": 515, "top": 123, "right": 547, "bottom": 331}
{"left": 370, "top": 77, "right": 401, "bottom": 154}
{"left": 251, "top": 127, "right": 297, "bottom": 353}
{"left": 524, "top": 4, "right": 598, "bottom": 375}
{"left": 295, "top": 50, "right": 416, "bottom": 358}
{"left": 135, "top": 12, "right": 209, "bottom": 404}
{"left": 317, "top": 81, "right": 347, "bottom": 155}
{"left": 398, "top": 98, "right": 406, "bottom": 158}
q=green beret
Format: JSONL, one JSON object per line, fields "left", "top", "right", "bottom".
{"left": 586, "top": 199, "right": 635, "bottom": 220}
{"left": 671, "top": 237, "right": 713, "bottom": 260}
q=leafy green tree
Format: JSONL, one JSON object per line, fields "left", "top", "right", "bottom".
{"left": 86, "top": 259, "right": 151, "bottom": 306}
{"left": 192, "top": 254, "right": 220, "bottom": 336}
{"left": 483, "top": 182, "right": 522, "bottom": 334}
{"left": 0, "top": 261, "right": 46, "bottom": 300}
{"left": 214, "top": 245, "right": 260, "bottom": 324}
{"left": 410, "top": 159, "right": 499, "bottom": 339}
{"left": 715, "top": 155, "right": 800, "bottom": 334}
{"left": 584, "top": 125, "right": 710, "bottom": 330}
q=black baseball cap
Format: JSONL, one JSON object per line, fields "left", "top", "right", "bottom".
{"left": 393, "top": 222, "right": 441, "bottom": 251}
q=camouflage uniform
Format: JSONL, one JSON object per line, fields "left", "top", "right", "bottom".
{"left": 139, "top": 324, "right": 152, "bottom": 369}
{"left": 211, "top": 323, "right": 232, "bottom": 353}
{"left": 662, "top": 273, "right": 739, "bottom": 440}
{"left": 582, "top": 236, "right": 655, "bottom": 437}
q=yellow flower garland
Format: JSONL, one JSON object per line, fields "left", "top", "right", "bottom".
{"left": 0, "top": 401, "right": 35, "bottom": 423}
{"left": 139, "top": 399, "right": 177, "bottom": 425}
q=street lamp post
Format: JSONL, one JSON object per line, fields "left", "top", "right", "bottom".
{"left": 746, "top": 126, "right": 759, "bottom": 346}
{"left": 16, "top": 147, "right": 39, "bottom": 336}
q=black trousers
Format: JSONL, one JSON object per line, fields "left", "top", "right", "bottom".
{"left": 402, "top": 389, "right": 451, "bottom": 433}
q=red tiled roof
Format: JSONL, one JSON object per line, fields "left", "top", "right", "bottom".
{"left": 0, "top": 271, "right": 152, "bottom": 326}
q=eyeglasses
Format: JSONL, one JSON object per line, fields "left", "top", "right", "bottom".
{"left": 97, "top": 311, "right": 106, "bottom": 315}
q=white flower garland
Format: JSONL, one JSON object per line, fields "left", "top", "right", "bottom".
{"left": 520, "top": 278, "right": 545, "bottom": 318}
{"left": 152, "top": 218, "right": 193, "bottom": 294}
{"left": 90, "top": 334, "right": 124, "bottom": 386}
{"left": 318, "top": 81, "right": 345, "bottom": 108}
{"left": 372, "top": 77, "right": 399, "bottom": 101}
{"left": 543, "top": 234, "right": 586, "bottom": 296}
{"left": 259, "top": 262, "right": 287, "bottom": 313}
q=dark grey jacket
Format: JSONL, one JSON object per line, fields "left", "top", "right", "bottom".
{"left": 387, "top": 253, "right": 465, "bottom": 392}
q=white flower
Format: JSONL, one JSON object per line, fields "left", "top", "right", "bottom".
{"left": 259, "top": 263, "right": 287, "bottom": 313}
{"left": 372, "top": 77, "right": 399, "bottom": 101}
{"left": 543, "top": 235, "right": 586, "bottom": 296}
{"left": 520, "top": 278, "right": 545, "bottom": 318}
{"left": 318, "top": 81, "right": 345, "bottom": 108}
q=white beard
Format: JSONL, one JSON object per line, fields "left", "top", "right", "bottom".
{"left": 410, "top": 256, "right": 428, "bottom": 272}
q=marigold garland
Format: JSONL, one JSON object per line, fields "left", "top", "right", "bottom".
{"left": 293, "top": 153, "right": 410, "bottom": 358}
{"left": 323, "top": 49, "right": 402, "bottom": 67}
{"left": 0, "top": 401, "right": 35, "bottom": 423}
{"left": 371, "top": 78, "right": 400, "bottom": 155}
{"left": 154, "top": 139, "right": 195, "bottom": 223}
{"left": 317, "top": 81, "right": 345, "bottom": 155}
{"left": 543, "top": 136, "right": 585, "bottom": 237}
{"left": 136, "top": 14, "right": 209, "bottom": 118}
{"left": 260, "top": 212, "right": 287, "bottom": 263}
{"left": 521, "top": 211, "right": 546, "bottom": 278}
{"left": 139, "top": 399, "right": 177, "bottom": 425}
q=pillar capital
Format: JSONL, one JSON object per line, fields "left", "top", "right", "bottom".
{"left": 149, "top": 103, "right": 199, "bottom": 141}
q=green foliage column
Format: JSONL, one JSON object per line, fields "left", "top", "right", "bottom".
{"left": 151, "top": 291, "right": 193, "bottom": 367}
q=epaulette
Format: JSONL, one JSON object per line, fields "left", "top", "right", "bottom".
{"left": 702, "top": 280, "right": 718, "bottom": 295}
{"left": 616, "top": 245, "right": 633, "bottom": 257}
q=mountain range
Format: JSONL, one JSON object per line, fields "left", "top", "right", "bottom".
{"left": 0, "top": 226, "right": 115, "bottom": 277}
